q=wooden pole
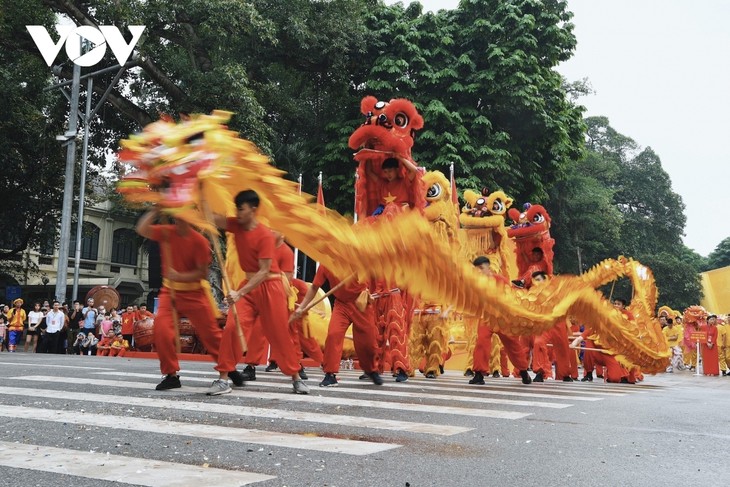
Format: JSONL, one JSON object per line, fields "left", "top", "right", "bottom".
{"left": 298, "top": 272, "right": 356, "bottom": 315}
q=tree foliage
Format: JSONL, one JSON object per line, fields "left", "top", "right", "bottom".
{"left": 0, "top": 0, "right": 67, "bottom": 274}
{"left": 550, "top": 116, "right": 703, "bottom": 310}
{"left": 706, "top": 237, "right": 730, "bottom": 270}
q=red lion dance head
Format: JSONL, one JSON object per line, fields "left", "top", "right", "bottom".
{"left": 348, "top": 96, "right": 426, "bottom": 218}
{"left": 507, "top": 202, "right": 555, "bottom": 279}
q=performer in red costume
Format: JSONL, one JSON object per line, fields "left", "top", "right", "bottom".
{"left": 210, "top": 190, "right": 308, "bottom": 395}
{"left": 136, "top": 208, "right": 224, "bottom": 391}
{"left": 293, "top": 265, "right": 382, "bottom": 387}
{"left": 572, "top": 327, "right": 631, "bottom": 384}
{"left": 468, "top": 256, "right": 532, "bottom": 385}
{"left": 701, "top": 315, "right": 720, "bottom": 376}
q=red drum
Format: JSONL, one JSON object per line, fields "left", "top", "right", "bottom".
{"left": 179, "top": 335, "right": 196, "bottom": 353}
{"left": 178, "top": 317, "right": 195, "bottom": 336}
{"left": 133, "top": 318, "right": 155, "bottom": 352}
{"left": 86, "top": 286, "right": 120, "bottom": 311}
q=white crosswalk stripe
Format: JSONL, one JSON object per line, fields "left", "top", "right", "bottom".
{"left": 0, "top": 406, "right": 399, "bottom": 455}
{"left": 0, "top": 440, "right": 275, "bottom": 486}
{"left": 91, "top": 371, "right": 574, "bottom": 409}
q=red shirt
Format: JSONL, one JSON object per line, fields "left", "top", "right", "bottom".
{"left": 275, "top": 243, "right": 295, "bottom": 274}
{"left": 150, "top": 225, "right": 211, "bottom": 276}
{"left": 136, "top": 310, "right": 153, "bottom": 322}
{"left": 379, "top": 178, "right": 410, "bottom": 206}
{"left": 226, "top": 218, "right": 280, "bottom": 273}
{"left": 121, "top": 312, "right": 136, "bottom": 335}
{"left": 313, "top": 266, "right": 364, "bottom": 303}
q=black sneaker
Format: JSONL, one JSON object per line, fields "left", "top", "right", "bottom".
{"left": 439, "top": 364, "right": 445, "bottom": 375}
{"left": 265, "top": 361, "right": 279, "bottom": 372}
{"left": 156, "top": 374, "right": 181, "bottom": 390}
{"left": 533, "top": 372, "right": 544, "bottom": 383}
{"left": 368, "top": 371, "right": 384, "bottom": 386}
{"left": 596, "top": 374, "right": 604, "bottom": 379}
{"left": 562, "top": 376, "right": 574, "bottom": 382}
{"left": 581, "top": 372, "right": 593, "bottom": 382}
{"left": 241, "top": 365, "right": 256, "bottom": 381}
{"left": 229, "top": 370, "right": 245, "bottom": 387}
{"left": 492, "top": 371, "right": 501, "bottom": 378}
{"left": 425, "top": 371, "right": 436, "bottom": 379}
{"left": 469, "top": 371, "right": 485, "bottom": 385}
{"left": 395, "top": 370, "right": 408, "bottom": 382}
{"left": 359, "top": 373, "right": 369, "bottom": 380}
{"left": 464, "top": 368, "right": 474, "bottom": 377}
{"left": 519, "top": 370, "right": 532, "bottom": 384}
{"left": 319, "top": 373, "right": 339, "bottom": 387}
{"left": 298, "top": 366, "right": 308, "bottom": 381}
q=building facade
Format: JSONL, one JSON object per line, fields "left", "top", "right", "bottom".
{"left": 0, "top": 200, "right": 150, "bottom": 307}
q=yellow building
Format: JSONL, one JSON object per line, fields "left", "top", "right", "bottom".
{"left": 0, "top": 200, "right": 150, "bottom": 306}
{"left": 700, "top": 265, "right": 730, "bottom": 315}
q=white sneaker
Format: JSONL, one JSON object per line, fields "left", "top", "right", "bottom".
{"left": 293, "top": 379, "right": 309, "bottom": 394}
{"left": 206, "top": 379, "right": 232, "bottom": 396}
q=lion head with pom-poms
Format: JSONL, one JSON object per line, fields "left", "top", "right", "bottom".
{"left": 348, "top": 96, "right": 426, "bottom": 218}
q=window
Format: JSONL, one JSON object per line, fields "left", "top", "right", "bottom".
{"left": 111, "top": 228, "right": 139, "bottom": 266}
{"left": 68, "top": 222, "right": 100, "bottom": 261}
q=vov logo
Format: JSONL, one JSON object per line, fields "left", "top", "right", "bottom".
{"left": 26, "top": 25, "right": 145, "bottom": 67}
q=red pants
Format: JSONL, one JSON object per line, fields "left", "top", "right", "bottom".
{"left": 217, "top": 279, "right": 299, "bottom": 376}
{"left": 292, "top": 317, "right": 324, "bottom": 363}
{"left": 98, "top": 348, "right": 110, "bottom": 356}
{"left": 474, "top": 324, "right": 528, "bottom": 373}
{"left": 585, "top": 348, "right": 628, "bottom": 383}
{"left": 323, "top": 301, "right": 378, "bottom": 374}
{"left": 155, "top": 288, "right": 222, "bottom": 376}
{"left": 110, "top": 348, "right": 126, "bottom": 357}
{"left": 243, "top": 318, "right": 270, "bottom": 365}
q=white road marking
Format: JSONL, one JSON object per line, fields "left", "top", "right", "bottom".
{"left": 0, "top": 406, "right": 400, "bottom": 456}
{"left": 0, "top": 440, "right": 274, "bottom": 486}
{"left": 0, "top": 386, "right": 471, "bottom": 436}
{"left": 12, "top": 376, "right": 531, "bottom": 420}
{"left": 95, "top": 372, "right": 571, "bottom": 409}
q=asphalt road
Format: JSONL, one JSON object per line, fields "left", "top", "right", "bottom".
{"left": 0, "top": 353, "right": 728, "bottom": 487}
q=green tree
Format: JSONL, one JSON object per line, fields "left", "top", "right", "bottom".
{"left": 0, "top": 0, "right": 67, "bottom": 275}
{"left": 706, "top": 237, "right": 730, "bottom": 270}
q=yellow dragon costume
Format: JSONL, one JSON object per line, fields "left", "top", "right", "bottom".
{"left": 117, "top": 110, "right": 670, "bottom": 373}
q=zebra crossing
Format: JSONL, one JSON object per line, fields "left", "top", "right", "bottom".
{"left": 0, "top": 355, "right": 659, "bottom": 486}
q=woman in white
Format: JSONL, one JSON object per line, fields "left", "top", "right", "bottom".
{"left": 24, "top": 302, "right": 44, "bottom": 352}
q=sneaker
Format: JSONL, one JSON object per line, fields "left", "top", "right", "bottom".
{"left": 464, "top": 368, "right": 474, "bottom": 377}
{"left": 205, "top": 379, "right": 232, "bottom": 396}
{"left": 293, "top": 379, "right": 309, "bottom": 394}
{"left": 469, "top": 371, "right": 485, "bottom": 385}
{"left": 395, "top": 370, "right": 409, "bottom": 382}
{"left": 241, "top": 364, "right": 256, "bottom": 381}
{"left": 425, "top": 371, "right": 436, "bottom": 379}
{"left": 368, "top": 371, "right": 384, "bottom": 386}
{"left": 359, "top": 373, "right": 369, "bottom": 380}
{"left": 581, "top": 372, "right": 593, "bottom": 382}
{"left": 533, "top": 372, "right": 544, "bottom": 383}
{"left": 492, "top": 371, "right": 501, "bottom": 378}
{"left": 265, "top": 361, "right": 279, "bottom": 372}
{"left": 519, "top": 370, "right": 532, "bottom": 384}
{"left": 299, "top": 366, "right": 308, "bottom": 381}
{"left": 439, "top": 364, "right": 445, "bottom": 375}
{"left": 229, "top": 370, "right": 245, "bottom": 387}
{"left": 562, "top": 376, "right": 574, "bottom": 382}
{"left": 319, "top": 373, "right": 339, "bottom": 387}
{"left": 155, "top": 374, "right": 181, "bottom": 391}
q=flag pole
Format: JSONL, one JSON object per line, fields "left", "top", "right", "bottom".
{"left": 353, "top": 170, "right": 359, "bottom": 223}
{"left": 293, "top": 173, "right": 302, "bottom": 279}
{"left": 316, "top": 171, "right": 323, "bottom": 271}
